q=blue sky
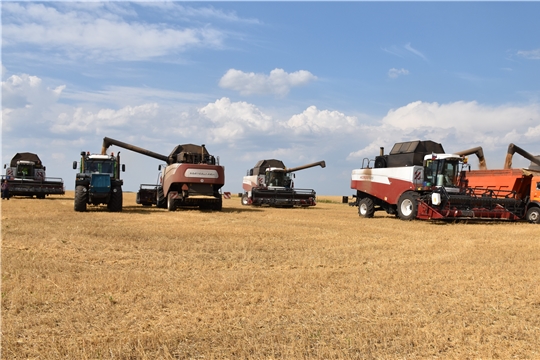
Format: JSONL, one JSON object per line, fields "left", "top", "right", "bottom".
{"left": 2, "top": 1, "right": 540, "bottom": 196}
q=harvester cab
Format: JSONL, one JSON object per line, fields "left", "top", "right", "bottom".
{"left": 423, "top": 153, "right": 464, "bottom": 192}
{"left": 73, "top": 151, "right": 125, "bottom": 212}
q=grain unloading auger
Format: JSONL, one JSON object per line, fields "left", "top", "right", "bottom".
{"left": 101, "top": 137, "right": 225, "bottom": 211}
{"left": 241, "top": 159, "right": 326, "bottom": 207}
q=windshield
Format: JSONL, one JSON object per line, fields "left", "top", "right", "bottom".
{"left": 424, "top": 159, "right": 459, "bottom": 187}
{"left": 17, "top": 164, "right": 34, "bottom": 177}
{"left": 85, "top": 160, "right": 114, "bottom": 174}
{"left": 266, "top": 171, "right": 292, "bottom": 187}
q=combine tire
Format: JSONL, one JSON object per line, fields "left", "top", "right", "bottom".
{"left": 74, "top": 185, "right": 87, "bottom": 212}
{"left": 213, "top": 197, "right": 223, "bottom": 211}
{"left": 107, "top": 187, "right": 123, "bottom": 212}
{"left": 156, "top": 187, "right": 167, "bottom": 209}
{"left": 526, "top": 207, "right": 540, "bottom": 224}
{"left": 397, "top": 192, "right": 418, "bottom": 221}
{"left": 358, "top": 198, "right": 375, "bottom": 218}
{"left": 167, "top": 193, "right": 177, "bottom": 211}
{"left": 241, "top": 193, "right": 249, "bottom": 206}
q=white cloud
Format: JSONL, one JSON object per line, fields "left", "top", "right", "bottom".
{"left": 388, "top": 68, "right": 409, "bottom": 79}
{"left": 404, "top": 43, "right": 428, "bottom": 61}
{"left": 219, "top": 68, "right": 317, "bottom": 96}
{"left": 50, "top": 103, "right": 159, "bottom": 134}
{"left": 198, "top": 97, "right": 275, "bottom": 142}
{"left": 517, "top": 48, "right": 540, "bottom": 60}
{"left": 2, "top": 3, "right": 226, "bottom": 62}
{"left": 287, "top": 106, "right": 358, "bottom": 134}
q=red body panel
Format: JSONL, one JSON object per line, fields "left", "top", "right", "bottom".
{"left": 162, "top": 163, "right": 225, "bottom": 195}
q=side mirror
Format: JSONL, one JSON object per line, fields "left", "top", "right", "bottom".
{"left": 44, "top": 166, "right": 46, "bottom": 171}
{"left": 3, "top": 164, "right": 6, "bottom": 169}
{"left": 158, "top": 165, "right": 162, "bottom": 171}
{"left": 122, "top": 164, "right": 126, "bottom": 172}
{"left": 73, "top": 161, "right": 77, "bottom": 170}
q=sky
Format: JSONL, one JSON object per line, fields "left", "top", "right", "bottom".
{"left": 2, "top": 1, "right": 540, "bottom": 196}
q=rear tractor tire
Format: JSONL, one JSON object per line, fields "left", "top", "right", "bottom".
{"left": 526, "top": 206, "right": 540, "bottom": 224}
{"left": 358, "top": 198, "right": 375, "bottom": 218}
{"left": 397, "top": 192, "right": 419, "bottom": 221}
{"left": 156, "top": 187, "right": 167, "bottom": 209}
{"left": 74, "top": 185, "right": 87, "bottom": 212}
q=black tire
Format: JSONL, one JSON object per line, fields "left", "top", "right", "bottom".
{"left": 397, "top": 192, "right": 418, "bottom": 221}
{"left": 358, "top": 197, "right": 375, "bottom": 218}
{"left": 37, "top": 194, "right": 46, "bottom": 199}
{"left": 107, "top": 186, "right": 123, "bottom": 212}
{"left": 167, "top": 192, "right": 176, "bottom": 211}
{"left": 74, "top": 185, "right": 87, "bottom": 212}
{"left": 241, "top": 193, "right": 249, "bottom": 206}
{"left": 213, "top": 197, "right": 223, "bottom": 211}
{"left": 526, "top": 206, "right": 540, "bottom": 224}
{"left": 156, "top": 187, "right": 167, "bottom": 209}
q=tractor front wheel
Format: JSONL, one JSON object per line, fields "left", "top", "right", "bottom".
{"left": 526, "top": 206, "right": 540, "bottom": 224}
{"left": 358, "top": 198, "right": 375, "bottom": 218}
{"left": 108, "top": 186, "right": 123, "bottom": 212}
{"left": 397, "top": 192, "right": 418, "bottom": 221}
{"left": 241, "top": 193, "right": 249, "bottom": 206}
{"left": 74, "top": 185, "right": 87, "bottom": 212}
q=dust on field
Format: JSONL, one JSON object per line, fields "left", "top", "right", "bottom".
{"left": 2, "top": 192, "right": 539, "bottom": 359}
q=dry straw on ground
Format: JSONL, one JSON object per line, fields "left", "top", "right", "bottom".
{"left": 2, "top": 192, "right": 540, "bottom": 359}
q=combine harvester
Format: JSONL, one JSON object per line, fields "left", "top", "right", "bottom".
{"left": 241, "top": 159, "right": 326, "bottom": 207}
{"left": 350, "top": 140, "right": 540, "bottom": 223}
{"left": 101, "top": 137, "right": 225, "bottom": 211}
{"left": 2, "top": 152, "right": 64, "bottom": 198}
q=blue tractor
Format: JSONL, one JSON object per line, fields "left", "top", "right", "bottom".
{"left": 73, "top": 151, "right": 125, "bottom": 212}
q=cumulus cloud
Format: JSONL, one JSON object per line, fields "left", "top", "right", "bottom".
{"left": 517, "top": 48, "right": 540, "bottom": 60}
{"left": 2, "top": 73, "right": 66, "bottom": 132}
{"left": 198, "top": 97, "right": 275, "bottom": 142}
{"left": 348, "top": 100, "right": 540, "bottom": 161}
{"left": 388, "top": 68, "right": 409, "bottom": 79}
{"left": 50, "top": 103, "right": 159, "bottom": 134}
{"left": 219, "top": 68, "right": 317, "bottom": 96}
{"left": 287, "top": 106, "right": 358, "bottom": 134}
{"left": 2, "top": 2, "right": 226, "bottom": 62}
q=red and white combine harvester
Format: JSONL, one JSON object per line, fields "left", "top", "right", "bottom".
{"left": 350, "top": 140, "right": 540, "bottom": 223}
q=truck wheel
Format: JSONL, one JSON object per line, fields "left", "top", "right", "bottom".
{"left": 526, "top": 207, "right": 540, "bottom": 224}
{"left": 358, "top": 198, "right": 375, "bottom": 218}
{"left": 397, "top": 192, "right": 418, "bottom": 221}
{"left": 241, "top": 193, "right": 249, "bottom": 206}
{"left": 74, "top": 185, "right": 87, "bottom": 212}
{"left": 167, "top": 193, "right": 176, "bottom": 211}
{"left": 107, "top": 187, "right": 123, "bottom": 212}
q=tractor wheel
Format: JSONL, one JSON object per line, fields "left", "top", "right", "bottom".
{"left": 397, "top": 192, "right": 418, "bottom": 221}
{"left": 241, "top": 193, "right": 249, "bottom": 206}
{"left": 358, "top": 198, "right": 375, "bottom": 218}
{"left": 167, "top": 192, "right": 177, "bottom": 211}
{"left": 156, "top": 187, "right": 167, "bottom": 209}
{"left": 526, "top": 207, "right": 540, "bottom": 224}
{"left": 107, "top": 187, "right": 123, "bottom": 212}
{"left": 74, "top": 185, "right": 87, "bottom": 212}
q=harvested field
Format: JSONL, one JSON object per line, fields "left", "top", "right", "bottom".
{"left": 2, "top": 192, "right": 540, "bottom": 359}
